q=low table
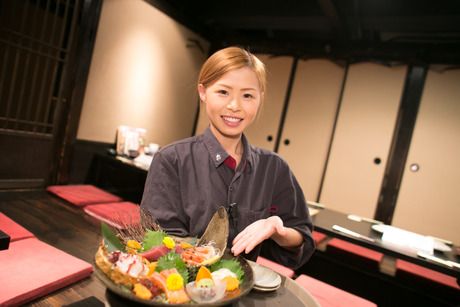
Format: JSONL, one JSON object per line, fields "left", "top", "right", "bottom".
{"left": 0, "top": 230, "right": 10, "bottom": 250}
{"left": 311, "top": 207, "right": 460, "bottom": 284}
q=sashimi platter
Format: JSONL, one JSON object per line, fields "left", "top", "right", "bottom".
{"left": 94, "top": 207, "right": 254, "bottom": 305}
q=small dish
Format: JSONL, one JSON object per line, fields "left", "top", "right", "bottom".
{"left": 248, "top": 261, "right": 281, "bottom": 292}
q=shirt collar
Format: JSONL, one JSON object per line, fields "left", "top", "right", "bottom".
{"left": 202, "top": 127, "right": 254, "bottom": 170}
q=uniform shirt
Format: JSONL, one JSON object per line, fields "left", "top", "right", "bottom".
{"left": 140, "top": 127, "right": 315, "bottom": 269}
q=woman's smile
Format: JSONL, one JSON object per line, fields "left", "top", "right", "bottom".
{"left": 222, "top": 115, "right": 243, "bottom": 127}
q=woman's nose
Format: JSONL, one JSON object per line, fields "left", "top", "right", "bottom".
{"left": 227, "top": 97, "right": 241, "bottom": 111}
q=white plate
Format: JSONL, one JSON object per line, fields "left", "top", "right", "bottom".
{"left": 371, "top": 224, "right": 452, "bottom": 252}
{"left": 248, "top": 261, "right": 282, "bottom": 291}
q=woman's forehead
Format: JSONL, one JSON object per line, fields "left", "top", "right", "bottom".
{"left": 211, "top": 67, "right": 261, "bottom": 90}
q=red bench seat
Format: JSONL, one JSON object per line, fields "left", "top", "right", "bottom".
{"left": 47, "top": 184, "right": 122, "bottom": 207}
{"left": 0, "top": 238, "right": 93, "bottom": 306}
{"left": 83, "top": 201, "right": 141, "bottom": 229}
{"left": 295, "top": 274, "right": 377, "bottom": 307}
{"left": 396, "top": 259, "right": 460, "bottom": 290}
{"left": 0, "top": 213, "right": 34, "bottom": 242}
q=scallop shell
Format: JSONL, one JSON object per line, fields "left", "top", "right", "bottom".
{"left": 196, "top": 206, "right": 229, "bottom": 266}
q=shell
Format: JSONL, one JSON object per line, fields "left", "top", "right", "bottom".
{"left": 195, "top": 206, "right": 229, "bottom": 266}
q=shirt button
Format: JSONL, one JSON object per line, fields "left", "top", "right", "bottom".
{"left": 229, "top": 186, "right": 233, "bottom": 192}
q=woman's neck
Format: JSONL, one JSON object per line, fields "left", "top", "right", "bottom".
{"left": 210, "top": 126, "right": 243, "bottom": 160}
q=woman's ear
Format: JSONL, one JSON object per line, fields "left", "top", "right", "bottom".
{"left": 198, "top": 84, "right": 206, "bottom": 102}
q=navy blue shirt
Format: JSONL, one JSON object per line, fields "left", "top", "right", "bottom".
{"left": 140, "top": 128, "right": 314, "bottom": 269}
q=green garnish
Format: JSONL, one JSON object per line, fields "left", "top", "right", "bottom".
{"left": 156, "top": 252, "right": 189, "bottom": 282}
{"left": 142, "top": 230, "right": 167, "bottom": 251}
{"left": 101, "top": 223, "right": 125, "bottom": 252}
{"left": 210, "top": 259, "right": 245, "bottom": 282}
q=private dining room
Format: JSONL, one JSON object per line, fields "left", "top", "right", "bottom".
{"left": 0, "top": 0, "right": 459, "bottom": 306}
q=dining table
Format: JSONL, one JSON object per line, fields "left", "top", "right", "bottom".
{"left": 310, "top": 205, "right": 460, "bottom": 285}
{"left": 0, "top": 190, "right": 320, "bottom": 306}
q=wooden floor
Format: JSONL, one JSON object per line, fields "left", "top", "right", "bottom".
{"left": 0, "top": 190, "right": 107, "bottom": 306}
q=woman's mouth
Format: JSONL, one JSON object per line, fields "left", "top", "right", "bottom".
{"left": 222, "top": 115, "right": 243, "bottom": 127}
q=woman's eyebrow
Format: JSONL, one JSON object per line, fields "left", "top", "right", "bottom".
{"left": 215, "top": 83, "right": 232, "bottom": 89}
{"left": 215, "top": 83, "right": 256, "bottom": 91}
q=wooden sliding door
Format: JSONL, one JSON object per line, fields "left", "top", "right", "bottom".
{"left": 319, "top": 63, "right": 407, "bottom": 217}
{"left": 392, "top": 68, "right": 460, "bottom": 243}
{"left": 278, "top": 59, "right": 344, "bottom": 201}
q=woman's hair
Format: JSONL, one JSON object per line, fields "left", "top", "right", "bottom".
{"left": 198, "top": 47, "right": 266, "bottom": 96}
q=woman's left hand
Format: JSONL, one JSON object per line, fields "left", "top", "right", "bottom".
{"left": 231, "top": 216, "right": 286, "bottom": 256}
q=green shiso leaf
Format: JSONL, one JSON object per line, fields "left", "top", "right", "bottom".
{"left": 210, "top": 259, "right": 245, "bottom": 282}
{"left": 142, "top": 229, "right": 167, "bottom": 251}
{"left": 101, "top": 222, "right": 125, "bottom": 252}
{"left": 156, "top": 252, "right": 189, "bottom": 282}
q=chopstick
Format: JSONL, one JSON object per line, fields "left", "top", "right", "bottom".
{"left": 347, "top": 214, "right": 383, "bottom": 224}
{"left": 307, "top": 201, "right": 326, "bottom": 209}
{"left": 332, "top": 225, "right": 376, "bottom": 243}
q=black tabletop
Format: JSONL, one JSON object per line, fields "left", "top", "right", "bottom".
{"left": 311, "top": 207, "right": 460, "bottom": 281}
{"left": 0, "top": 229, "right": 10, "bottom": 250}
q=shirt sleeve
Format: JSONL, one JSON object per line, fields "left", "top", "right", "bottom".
{"left": 140, "top": 149, "right": 189, "bottom": 237}
{"left": 260, "top": 158, "right": 315, "bottom": 270}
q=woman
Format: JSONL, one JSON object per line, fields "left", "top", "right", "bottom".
{"left": 141, "top": 47, "right": 314, "bottom": 269}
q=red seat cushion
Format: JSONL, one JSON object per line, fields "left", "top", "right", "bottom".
{"left": 0, "top": 213, "right": 34, "bottom": 242}
{"left": 295, "top": 274, "right": 377, "bottom": 307}
{"left": 396, "top": 259, "right": 460, "bottom": 290}
{"left": 327, "top": 238, "right": 383, "bottom": 264}
{"left": 256, "top": 256, "right": 295, "bottom": 278}
{"left": 0, "top": 238, "right": 93, "bottom": 306}
{"left": 83, "top": 202, "right": 141, "bottom": 229}
{"left": 312, "top": 230, "right": 327, "bottom": 244}
{"left": 47, "top": 185, "right": 122, "bottom": 207}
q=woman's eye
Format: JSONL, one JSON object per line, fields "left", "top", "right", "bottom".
{"left": 243, "top": 93, "right": 254, "bottom": 99}
{"left": 217, "top": 90, "right": 228, "bottom": 96}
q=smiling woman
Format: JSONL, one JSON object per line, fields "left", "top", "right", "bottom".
{"left": 140, "top": 47, "right": 315, "bottom": 270}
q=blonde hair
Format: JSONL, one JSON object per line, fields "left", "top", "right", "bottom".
{"left": 198, "top": 47, "right": 266, "bottom": 97}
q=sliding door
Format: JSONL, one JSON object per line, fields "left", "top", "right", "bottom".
{"left": 278, "top": 59, "right": 344, "bottom": 201}
{"left": 392, "top": 68, "right": 460, "bottom": 243}
{"left": 320, "top": 63, "right": 407, "bottom": 217}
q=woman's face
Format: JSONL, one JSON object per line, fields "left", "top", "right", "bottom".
{"left": 199, "top": 67, "right": 262, "bottom": 140}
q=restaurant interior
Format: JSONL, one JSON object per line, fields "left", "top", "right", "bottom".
{"left": 0, "top": 0, "right": 459, "bottom": 306}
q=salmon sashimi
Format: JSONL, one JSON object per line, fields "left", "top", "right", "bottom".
{"left": 149, "top": 269, "right": 190, "bottom": 304}
{"left": 180, "top": 245, "right": 218, "bottom": 266}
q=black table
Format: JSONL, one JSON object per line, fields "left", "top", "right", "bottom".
{"left": 311, "top": 207, "right": 460, "bottom": 284}
{"left": 0, "top": 229, "right": 10, "bottom": 250}
{"left": 86, "top": 154, "right": 148, "bottom": 203}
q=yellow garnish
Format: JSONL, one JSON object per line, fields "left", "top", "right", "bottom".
{"left": 127, "top": 240, "right": 142, "bottom": 250}
{"left": 195, "top": 266, "right": 212, "bottom": 282}
{"left": 163, "top": 236, "right": 175, "bottom": 249}
{"left": 147, "top": 262, "right": 157, "bottom": 276}
{"left": 180, "top": 241, "right": 193, "bottom": 249}
{"left": 223, "top": 276, "right": 239, "bottom": 291}
{"left": 133, "top": 283, "right": 152, "bottom": 300}
{"left": 166, "top": 273, "right": 184, "bottom": 291}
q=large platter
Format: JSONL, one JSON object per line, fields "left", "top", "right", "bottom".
{"left": 94, "top": 252, "right": 254, "bottom": 306}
